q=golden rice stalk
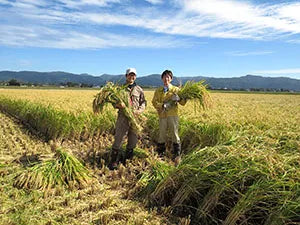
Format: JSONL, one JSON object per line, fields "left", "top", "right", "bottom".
{"left": 14, "top": 148, "right": 91, "bottom": 190}
{"left": 178, "top": 80, "right": 212, "bottom": 110}
{"left": 93, "top": 82, "right": 143, "bottom": 133}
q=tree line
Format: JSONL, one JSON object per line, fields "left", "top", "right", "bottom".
{"left": 1, "top": 79, "right": 93, "bottom": 88}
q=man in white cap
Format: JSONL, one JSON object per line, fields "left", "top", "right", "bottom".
{"left": 109, "top": 68, "right": 146, "bottom": 170}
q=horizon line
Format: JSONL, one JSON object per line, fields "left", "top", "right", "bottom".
{"left": 1, "top": 70, "right": 299, "bottom": 80}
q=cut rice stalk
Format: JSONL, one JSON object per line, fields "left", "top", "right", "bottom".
{"left": 14, "top": 147, "right": 91, "bottom": 191}
{"left": 93, "top": 82, "right": 143, "bottom": 133}
{"left": 177, "top": 80, "right": 212, "bottom": 110}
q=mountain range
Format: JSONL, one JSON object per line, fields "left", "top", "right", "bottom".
{"left": 0, "top": 70, "right": 299, "bottom": 91}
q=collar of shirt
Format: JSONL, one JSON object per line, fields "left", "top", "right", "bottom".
{"left": 163, "top": 85, "right": 169, "bottom": 93}
{"left": 127, "top": 82, "right": 137, "bottom": 90}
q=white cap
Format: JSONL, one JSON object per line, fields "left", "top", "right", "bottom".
{"left": 126, "top": 68, "right": 137, "bottom": 75}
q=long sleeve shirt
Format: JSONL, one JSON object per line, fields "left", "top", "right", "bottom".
{"left": 152, "top": 84, "right": 186, "bottom": 118}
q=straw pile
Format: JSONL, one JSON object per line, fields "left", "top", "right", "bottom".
{"left": 14, "top": 148, "right": 91, "bottom": 190}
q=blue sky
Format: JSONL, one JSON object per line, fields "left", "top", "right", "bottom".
{"left": 1, "top": 0, "right": 300, "bottom": 79}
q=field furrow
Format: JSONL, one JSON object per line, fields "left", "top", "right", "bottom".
{"left": 0, "top": 112, "right": 51, "bottom": 159}
{"left": 0, "top": 112, "right": 171, "bottom": 225}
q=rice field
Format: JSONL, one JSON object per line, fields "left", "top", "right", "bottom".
{"left": 0, "top": 111, "right": 168, "bottom": 225}
{"left": 0, "top": 87, "right": 299, "bottom": 225}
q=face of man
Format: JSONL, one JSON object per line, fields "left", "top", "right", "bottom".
{"left": 162, "top": 74, "right": 172, "bottom": 86}
{"left": 126, "top": 72, "right": 136, "bottom": 84}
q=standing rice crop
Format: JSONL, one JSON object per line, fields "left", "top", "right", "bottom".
{"left": 93, "top": 82, "right": 143, "bottom": 133}
{"left": 0, "top": 96, "right": 115, "bottom": 140}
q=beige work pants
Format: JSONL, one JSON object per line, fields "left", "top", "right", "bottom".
{"left": 158, "top": 116, "right": 180, "bottom": 144}
{"left": 112, "top": 113, "right": 138, "bottom": 150}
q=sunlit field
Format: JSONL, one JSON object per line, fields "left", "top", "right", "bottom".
{"left": 1, "top": 88, "right": 299, "bottom": 131}
{"left": 0, "top": 87, "right": 299, "bottom": 225}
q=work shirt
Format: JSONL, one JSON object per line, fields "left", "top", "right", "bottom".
{"left": 152, "top": 83, "right": 186, "bottom": 118}
{"left": 128, "top": 84, "right": 146, "bottom": 114}
{"left": 112, "top": 83, "right": 145, "bottom": 150}
{"left": 117, "top": 83, "right": 146, "bottom": 115}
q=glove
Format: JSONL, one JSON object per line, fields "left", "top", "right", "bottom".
{"left": 171, "top": 94, "right": 180, "bottom": 102}
{"left": 162, "top": 102, "right": 172, "bottom": 111}
{"left": 115, "top": 102, "right": 125, "bottom": 109}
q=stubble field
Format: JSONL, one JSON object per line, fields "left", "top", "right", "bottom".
{"left": 0, "top": 88, "right": 299, "bottom": 225}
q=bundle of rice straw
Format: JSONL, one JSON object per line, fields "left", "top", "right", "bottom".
{"left": 93, "top": 82, "right": 143, "bottom": 133}
{"left": 14, "top": 148, "right": 90, "bottom": 190}
{"left": 177, "top": 80, "right": 212, "bottom": 110}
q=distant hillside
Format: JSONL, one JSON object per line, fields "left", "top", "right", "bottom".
{"left": 0, "top": 71, "right": 105, "bottom": 85}
{"left": 0, "top": 71, "right": 299, "bottom": 91}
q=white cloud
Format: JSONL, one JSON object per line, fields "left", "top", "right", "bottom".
{"left": 0, "top": 24, "right": 187, "bottom": 49}
{"left": 66, "top": 0, "right": 300, "bottom": 40}
{"left": 19, "top": 0, "right": 48, "bottom": 6}
{"left": 19, "top": 59, "right": 32, "bottom": 67}
{"left": 144, "top": 0, "right": 163, "bottom": 4}
{"left": 276, "top": 3, "right": 300, "bottom": 23}
{"left": 2, "top": 0, "right": 300, "bottom": 49}
{"left": 1, "top": 0, "right": 120, "bottom": 9}
{"left": 0, "top": 0, "right": 10, "bottom": 4}
{"left": 183, "top": 0, "right": 260, "bottom": 22}
{"left": 7, "top": 0, "right": 49, "bottom": 8}
{"left": 57, "top": 0, "right": 120, "bottom": 8}
{"left": 180, "top": 0, "right": 300, "bottom": 38}
{"left": 226, "top": 51, "right": 274, "bottom": 57}
{"left": 288, "top": 39, "right": 300, "bottom": 44}
{"left": 253, "top": 68, "right": 300, "bottom": 75}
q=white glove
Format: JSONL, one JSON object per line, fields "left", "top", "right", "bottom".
{"left": 171, "top": 94, "right": 180, "bottom": 102}
{"left": 162, "top": 102, "right": 172, "bottom": 111}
